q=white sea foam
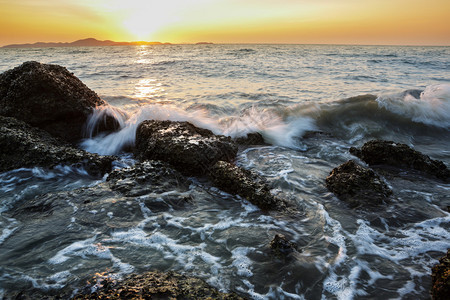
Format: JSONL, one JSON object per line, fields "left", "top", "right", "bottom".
{"left": 377, "top": 83, "right": 450, "bottom": 128}
{"left": 231, "top": 247, "right": 254, "bottom": 277}
{"left": 19, "top": 270, "right": 72, "bottom": 290}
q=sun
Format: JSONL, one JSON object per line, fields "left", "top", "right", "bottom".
{"left": 122, "top": 10, "right": 179, "bottom": 40}
{"left": 105, "top": 0, "right": 183, "bottom": 41}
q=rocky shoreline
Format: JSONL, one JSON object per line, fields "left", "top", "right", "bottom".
{"left": 1, "top": 61, "right": 448, "bottom": 298}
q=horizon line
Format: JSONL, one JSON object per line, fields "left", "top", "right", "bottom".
{"left": 1, "top": 37, "right": 449, "bottom": 48}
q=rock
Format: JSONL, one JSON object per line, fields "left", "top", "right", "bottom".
{"left": 0, "top": 116, "right": 114, "bottom": 176}
{"left": 0, "top": 61, "right": 114, "bottom": 142}
{"left": 72, "top": 271, "right": 244, "bottom": 299}
{"left": 209, "top": 160, "right": 283, "bottom": 210}
{"left": 235, "top": 132, "right": 267, "bottom": 146}
{"left": 350, "top": 140, "right": 449, "bottom": 182}
{"left": 431, "top": 249, "right": 450, "bottom": 300}
{"left": 135, "top": 120, "right": 238, "bottom": 175}
{"left": 269, "top": 234, "right": 298, "bottom": 257}
{"left": 325, "top": 160, "right": 392, "bottom": 208}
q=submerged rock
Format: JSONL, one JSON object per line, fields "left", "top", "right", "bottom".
{"left": 106, "top": 161, "right": 194, "bottom": 210}
{"left": 0, "top": 61, "right": 114, "bottom": 142}
{"left": 0, "top": 116, "right": 114, "bottom": 176}
{"left": 209, "top": 160, "right": 283, "bottom": 210}
{"left": 135, "top": 120, "right": 237, "bottom": 175}
{"left": 350, "top": 140, "right": 449, "bottom": 182}
{"left": 431, "top": 249, "right": 450, "bottom": 300}
{"left": 326, "top": 160, "right": 392, "bottom": 208}
{"left": 73, "top": 271, "right": 244, "bottom": 299}
{"left": 269, "top": 234, "right": 299, "bottom": 257}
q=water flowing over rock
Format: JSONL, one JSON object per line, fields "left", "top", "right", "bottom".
{"left": 106, "top": 161, "right": 194, "bottom": 210}
{"left": 209, "top": 160, "right": 283, "bottom": 210}
{"left": 431, "top": 249, "right": 450, "bottom": 300}
{"left": 326, "top": 160, "right": 392, "bottom": 208}
{"left": 73, "top": 271, "right": 244, "bottom": 299}
{"left": 0, "top": 116, "right": 114, "bottom": 176}
{"left": 135, "top": 120, "right": 238, "bottom": 175}
{"left": 350, "top": 140, "right": 449, "bottom": 182}
{"left": 0, "top": 61, "right": 114, "bottom": 142}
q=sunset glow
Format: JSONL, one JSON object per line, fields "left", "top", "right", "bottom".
{"left": 0, "top": 0, "right": 449, "bottom": 46}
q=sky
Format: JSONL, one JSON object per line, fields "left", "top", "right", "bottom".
{"left": 0, "top": 0, "right": 449, "bottom": 46}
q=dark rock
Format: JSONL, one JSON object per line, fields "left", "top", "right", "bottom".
{"left": 431, "top": 249, "right": 450, "bottom": 300}
{"left": 350, "top": 140, "right": 450, "bottom": 182}
{"left": 235, "top": 132, "right": 267, "bottom": 146}
{"left": 325, "top": 160, "right": 392, "bottom": 208}
{"left": 209, "top": 160, "right": 283, "bottom": 210}
{"left": 269, "top": 234, "right": 298, "bottom": 257}
{"left": 72, "top": 271, "right": 244, "bottom": 300}
{"left": 135, "top": 120, "right": 238, "bottom": 175}
{"left": 0, "top": 116, "right": 114, "bottom": 176}
{"left": 0, "top": 61, "right": 112, "bottom": 142}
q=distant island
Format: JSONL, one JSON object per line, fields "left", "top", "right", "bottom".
{"left": 1, "top": 38, "right": 175, "bottom": 49}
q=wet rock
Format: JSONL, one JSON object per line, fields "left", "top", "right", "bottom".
{"left": 73, "top": 271, "right": 244, "bottom": 300}
{"left": 326, "top": 160, "right": 392, "bottom": 208}
{"left": 431, "top": 249, "right": 450, "bottom": 300}
{"left": 269, "top": 234, "right": 298, "bottom": 257}
{"left": 106, "top": 161, "right": 194, "bottom": 210}
{"left": 0, "top": 61, "right": 113, "bottom": 142}
{"left": 209, "top": 160, "right": 283, "bottom": 210}
{"left": 0, "top": 116, "right": 114, "bottom": 176}
{"left": 350, "top": 140, "right": 449, "bottom": 182}
{"left": 135, "top": 120, "right": 238, "bottom": 175}
{"left": 235, "top": 132, "right": 267, "bottom": 146}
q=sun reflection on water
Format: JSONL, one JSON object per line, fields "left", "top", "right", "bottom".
{"left": 134, "top": 78, "right": 165, "bottom": 100}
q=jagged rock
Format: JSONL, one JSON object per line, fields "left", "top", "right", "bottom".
{"left": 0, "top": 116, "right": 114, "bottom": 176}
{"left": 0, "top": 61, "right": 114, "bottom": 142}
{"left": 135, "top": 120, "right": 238, "bottom": 175}
{"left": 431, "top": 249, "right": 450, "bottom": 300}
{"left": 209, "top": 160, "right": 283, "bottom": 210}
{"left": 350, "top": 140, "right": 449, "bottom": 182}
{"left": 72, "top": 271, "right": 244, "bottom": 300}
{"left": 269, "top": 234, "right": 298, "bottom": 257}
{"left": 326, "top": 160, "right": 392, "bottom": 208}
{"left": 235, "top": 132, "right": 267, "bottom": 146}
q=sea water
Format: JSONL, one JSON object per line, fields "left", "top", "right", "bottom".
{"left": 0, "top": 44, "right": 449, "bottom": 299}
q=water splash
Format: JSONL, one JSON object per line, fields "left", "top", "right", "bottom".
{"left": 84, "top": 105, "right": 129, "bottom": 138}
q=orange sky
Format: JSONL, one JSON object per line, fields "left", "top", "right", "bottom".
{"left": 1, "top": 0, "right": 449, "bottom": 46}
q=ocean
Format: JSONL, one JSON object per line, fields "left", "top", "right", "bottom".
{"left": 0, "top": 44, "right": 449, "bottom": 299}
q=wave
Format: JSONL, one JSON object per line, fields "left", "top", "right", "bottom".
{"left": 81, "top": 84, "right": 450, "bottom": 155}
{"left": 376, "top": 84, "right": 450, "bottom": 128}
